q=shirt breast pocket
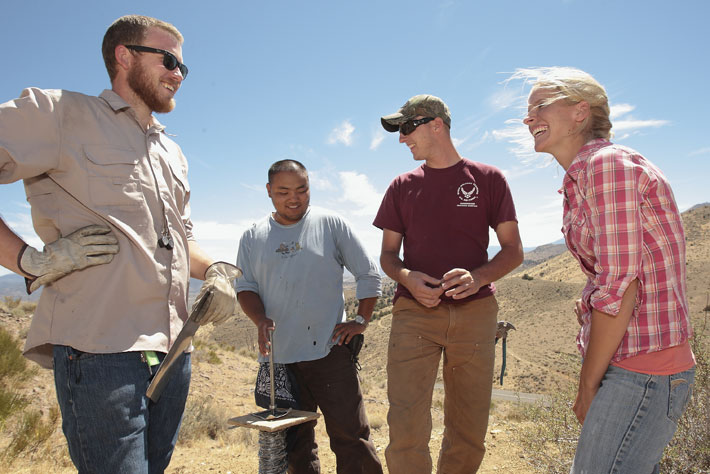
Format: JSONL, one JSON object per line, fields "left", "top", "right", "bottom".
{"left": 563, "top": 209, "right": 591, "bottom": 252}
{"left": 83, "top": 145, "right": 143, "bottom": 208}
{"left": 166, "top": 158, "right": 190, "bottom": 211}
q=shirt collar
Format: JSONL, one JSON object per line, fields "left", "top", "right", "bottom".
{"left": 565, "top": 138, "right": 611, "bottom": 183}
{"left": 557, "top": 138, "right": 611, "bottom": 195}
{"left": 98, "top": 89, "right": 166, "bottom": 132}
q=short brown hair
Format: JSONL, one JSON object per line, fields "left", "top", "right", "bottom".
{"left": 102, "top": 15, "right": 183, "bottom": 82}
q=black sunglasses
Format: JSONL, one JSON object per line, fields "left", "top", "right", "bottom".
{"left": 125, "top": 45, "right": 189, "bottom": 79}
{"left": 399, "top": 117, "right": 435, "bottom": 135}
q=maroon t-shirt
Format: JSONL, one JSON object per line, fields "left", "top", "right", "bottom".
{"left": 373, "top": 158, "right": 517, "bottom": 304}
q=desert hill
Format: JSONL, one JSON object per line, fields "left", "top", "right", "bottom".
{"left": 1, "top": 204, "right": 708, "bottom": 473}
{"left": 518, "top": 242, "right": 567, "bottom": 270}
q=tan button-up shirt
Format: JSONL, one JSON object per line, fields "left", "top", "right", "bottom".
{"left": 0, "top": 88, "right": 193, "bottom": 368}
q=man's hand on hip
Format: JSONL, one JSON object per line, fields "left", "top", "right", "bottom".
{"left": 332, "top": 320, "right": 366, "bottom": 345}
{"left": 442, "top": 268, "right": 482, "bottom": 299}
{"left": 193, "top": 262, "right": 241, "bottom": 325}
{"left": 19, "top": 224, "right": 119, "bottom": 293}
{"left": 402, "top": 270, "right": 443, "bottom": 308}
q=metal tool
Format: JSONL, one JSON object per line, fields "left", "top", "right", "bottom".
{"left": 146, "top": 289, "right": 214, "bottom": 402}
{"left": 253, "top": 330, "right": 290, "bottom": 421}
{"left": 495, "top": 321, "right": 516, "bottom": 386}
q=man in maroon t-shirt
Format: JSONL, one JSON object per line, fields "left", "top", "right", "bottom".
{"left": 373, "top": 94, "right": 523, "bottom": 474}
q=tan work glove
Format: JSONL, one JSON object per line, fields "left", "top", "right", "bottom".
{"left": 19, "top": 225, "right": 120, "bottom": 293}
{"left": 193, "top": 261, "right": 241, "bottom": 325}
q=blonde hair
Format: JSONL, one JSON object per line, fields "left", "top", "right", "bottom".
{"left": 511, "top": 67, "right": 613, "bottom": 140}
{"left": 102, "top": 15, "right": 184, "bottom": 82}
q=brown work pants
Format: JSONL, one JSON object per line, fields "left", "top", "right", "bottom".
{"left": 385, "top": 296, "right": 497, "bottom": 474}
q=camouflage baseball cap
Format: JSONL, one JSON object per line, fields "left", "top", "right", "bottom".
{"left": 381, "top": 94, "right": 451, "bottom": 132}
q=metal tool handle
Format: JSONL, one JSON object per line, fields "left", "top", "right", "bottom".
{"left": 146, "top": 289, "right": 213, "bottom": 402}
{"left": 268, "top": 329, "right": 276, "bottom": 413}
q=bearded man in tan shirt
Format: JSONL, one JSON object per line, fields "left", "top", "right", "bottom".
{"left": 0, "top": 15, "right": 239, "bottom": 473}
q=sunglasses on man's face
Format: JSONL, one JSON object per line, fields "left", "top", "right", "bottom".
{"left": 125, "top": 45, "right": 189, "bottom": 79}
{"left": 399, "top": 117, "right": 435, "bottom": 135}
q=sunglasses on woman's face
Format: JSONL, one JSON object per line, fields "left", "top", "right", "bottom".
{"left": 399, "top": 117, "right": 435, "bottom": 135}
{"left": 125, "top": 45, "right": 189, "bottom": 79}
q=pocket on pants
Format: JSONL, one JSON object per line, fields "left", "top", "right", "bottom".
{"left": 667, "top": 368, "right": 695, "bottom": 423}
{"left": 388, "top": 332, "right": 424, "bottom": 363}
{"left": 449, "top": 340, "right": 495, "bottom": 369}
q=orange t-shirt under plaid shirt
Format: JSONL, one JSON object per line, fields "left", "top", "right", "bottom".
{"left": 560, "top": 139, "right": 693, "bottom": 366}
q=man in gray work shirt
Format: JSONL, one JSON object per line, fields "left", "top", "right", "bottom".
{"left": 236, "top": 159, "right": 383, "bottom": 473}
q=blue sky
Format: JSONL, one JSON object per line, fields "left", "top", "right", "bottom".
{"left": 1, "top": 0, "right": 709, "bottom": 276}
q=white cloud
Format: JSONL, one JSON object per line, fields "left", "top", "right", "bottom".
{"left": 327, "top": 120, "right": 355, "bottom": 146}
{"left": 487, "top": 87, "right": 522, "bottom": 112}
{"left": 516, "top": 196, "right": 564, "bottom": 248}
{"left": 191, "top": 218, "right": 261, "bottom": 263}
{"left": 370, "top": 129, "right": 385, "bottom": 151}
{"left": 191, "top": 219, "right": 255, "bottom": 241}
{"left": 613, "top": 119, "right": 670, "bottom": 131}
{"left": 308, "top": 170, "right": 335, "bottom": 191}
{"left": 3, "top": 211, "right": 43, "bottom": 249}
{"left": 351, "top": 223, "right": 383, "bottom": 261}
{"left": 0, "top": 211, "right": 51, "bottom": 275}
{"left": 608, "top": 102, "right": 669, "bottom": 133}
{"left": 240, "top": 182, "right": 265, "bottom": 192}
{"left": 504, "top": 189, "right": 565, "bottom": 248}
{"left": 491, "top": 119, "right": 539, "bottom": 163}
{"left": 337, "top": 171, "right": 383, "bottom": 216}
{"left": 689, "top": 147, "right": 710, "bottom": 156}
{"left": 455, "top": 130, "right": 490, "bottom": 152}
{"left": 609, "top": 103, "right": 635, "bottom": 119}
{"left": 501, "top": 164, "right": 540, "bottom": 180}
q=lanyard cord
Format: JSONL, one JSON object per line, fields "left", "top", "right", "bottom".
{"left": 145, "top": 134, "right": 174, "bottom": 250}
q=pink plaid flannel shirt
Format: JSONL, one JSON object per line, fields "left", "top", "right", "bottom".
{"left": 560, "top": 139, "right": 692, "bottom": 362}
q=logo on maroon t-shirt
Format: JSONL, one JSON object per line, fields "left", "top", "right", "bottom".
{"left": 457, "top": 182, "right": 478, "bottom": 208}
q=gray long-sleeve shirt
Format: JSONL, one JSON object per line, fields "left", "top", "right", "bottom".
{"left": 236, "top": 207, "right": 381, "bottom": 363}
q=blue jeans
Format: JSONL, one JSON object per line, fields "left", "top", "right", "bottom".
{"left": 53, "top": 345, "right": 191, "bottom": 474}
{"left": 572, "top": 364, "right": 695, "bottom": 474}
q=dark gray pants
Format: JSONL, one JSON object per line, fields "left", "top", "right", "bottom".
{"left": 287, "top": 344, "right": 383, "bottom": 474}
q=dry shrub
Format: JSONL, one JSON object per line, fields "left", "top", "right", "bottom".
{"left": 178, "top": 396, "right": 230, "bottom": 443}
{"left": 206, "top": 350, "right": 222, "bottom": 365}
{"left": 3, "top": 406, "right": 60, "bottom": 460}
{"left": 0, "top": 327, "right": 60, "bottom": 464}
{"left": 514, "top": 385, "right": 579, "bottom": 473}
{"left": 516, "top": 330, "right": 709, "bottom": 473}
{"left": 237, "top": 346, "right": 258, "bottom": 360}
{"left": 0, "top": 328, "right": 31, "bottom": 427}
{"left": 18, "top": 302, "right": 37, "bottom": 316}
{"left": 660, "top": 321, "right": 710, "bottom": 473}
{"left": 0, "top": 328, "right": 30, "bottom": 381}
{"left": 0, "top": 297, "right": 36, "bottom": 318}
{"left": 367, "top": 408, "right": 386, "bottom": 431}
{"left": 2, "top": 296, "right": 21, "bottom": 310}
{"left": 0, "top": 390, "right": 28, "bottom": 428}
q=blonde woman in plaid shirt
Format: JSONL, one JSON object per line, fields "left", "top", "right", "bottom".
{"left": 518, "top": 67, "right": 695, "bottom": 474}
